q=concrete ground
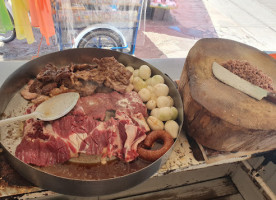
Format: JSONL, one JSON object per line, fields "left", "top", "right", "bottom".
{"left": 203, "top": 0, "right": 276, "bottom": 52}
{"left": 135, "top": 0, "right": 276, "bottom": 58}
{"left": 135, "top": 0, "right": 217, "bottom": 58}
{"left": 0, "top": 0, "right": 276, "bottom": 60}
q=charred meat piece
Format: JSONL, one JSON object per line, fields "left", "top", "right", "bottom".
{"left": 70, "top": 63, "right": 98, "bottom": 72}
{"left": 29, "top": 79, "right": 44, "bottom": 94}
{"left": 91, "top": 57, "right": 132, "bottom": 93}
{"left": 36, "top": 64, "right": 58, "bottom": 82}
{"left": 41, "top": 82, "right": 58, "bottom": 96}
{"left": 56, "top": 66, "right": 72, "bottom": 88}
{"left": 72, "top": 67, "right": 106, "bottom": 84}
{"left": 29, "top": 64, "right": 60, "bottom": 95}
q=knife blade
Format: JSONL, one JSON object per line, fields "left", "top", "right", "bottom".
{"left": 212, "top": 62, "right": 276, "bottom": 104}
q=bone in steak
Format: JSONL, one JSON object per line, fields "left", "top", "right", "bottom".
{"left": 15, "top": 91, "right": 149, "bottom": 166}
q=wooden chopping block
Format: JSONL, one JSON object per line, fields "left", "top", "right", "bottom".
{"left": 178, "top": 38, "right": 276, "bottom": 152}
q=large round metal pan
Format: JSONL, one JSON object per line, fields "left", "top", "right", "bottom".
{"left": 0, "top": 48, "right": 183, "bottom": 197}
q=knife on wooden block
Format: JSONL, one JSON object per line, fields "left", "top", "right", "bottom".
{"left": 212, "top": 62, "right": 276, "bottom": 104}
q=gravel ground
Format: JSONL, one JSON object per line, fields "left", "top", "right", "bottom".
{"left": 0, "top": 28, "right": 59, "bottom": 61}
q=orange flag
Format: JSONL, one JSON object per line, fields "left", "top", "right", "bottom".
{"left": 28, "top": 0, "right": 39, "bottom": 27}
{"left": 29, "top": 0, "right": 55, "bottom": 45}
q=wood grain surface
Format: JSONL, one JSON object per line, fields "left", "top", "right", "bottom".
{"left": 178, "top": 38, "right": 276, "bottom": 152}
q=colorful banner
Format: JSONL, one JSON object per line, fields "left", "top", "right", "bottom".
{"left": 1, "top": 0, "right": 55, "bottom": 45}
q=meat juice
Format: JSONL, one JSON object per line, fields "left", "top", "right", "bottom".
{"left": 37, "top": 158, "right": 151, "bottom": 180}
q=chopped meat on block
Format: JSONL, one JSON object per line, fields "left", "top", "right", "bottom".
{"left": 222, "top": 60, "right": 275, "bottom": 92}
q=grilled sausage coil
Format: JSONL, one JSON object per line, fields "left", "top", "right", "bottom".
{"left": 138, "top": 130, "right": 174, "bottom": 162}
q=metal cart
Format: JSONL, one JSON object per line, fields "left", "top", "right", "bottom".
{"left": 53, "top": 0, "right": 146, "bottom": 55}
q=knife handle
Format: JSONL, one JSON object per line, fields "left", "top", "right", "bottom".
{"left": 265, "top": 92, "right": 276, "bottom": 104}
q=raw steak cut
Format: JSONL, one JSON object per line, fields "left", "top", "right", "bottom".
{"left": 15, "top": 91, "right": 149, "bottom": 166}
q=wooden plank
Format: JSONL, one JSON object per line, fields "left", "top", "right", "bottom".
{"left": 198, "top": 143, "right": 262, "bottom": 164}
{"left": 26, "top": 193, "right": 99, "bottom": 200}
{"left": 187, "top": 134, "right": 250, "bottom": 164}
{"left": 116, "top": 177, "right": 238, "bottom": 200}
{"left": 242, "top": 160, "right": 276, "bottom": 200}
{"left": 213, "top": 193, "right": 244, "bottom": 200}
{"left": 265, "top": 171, "right": 276, "bottom": 193}
{"left": 100, "top": 163, "right": 237, "bottom": 200}
{"left": 231, "top": 166, "right": 266, "bottom": 200}
{"left": 258, "top": 161, "right": 276, "bottom": 182}
{"left": 246, "top": 157, "right": 265, "bottom": 169}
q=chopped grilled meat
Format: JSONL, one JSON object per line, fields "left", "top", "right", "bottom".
{"left": 41, "top": 82, "right": 58, "bottom": 95}
{"left": 56, "top": 66, "right": 72, "bottom": 88}
{"left": 31, "top": 95, "right": 49, "bottom": 104}
{"left": 36, "top": 64, "right": 58, "bottom": 82}
{"left": 21, "top": 80, "right": 38, "bottom": 100}
{"left": 72, "top": 68, "right": 106, "bottom": 84}
{"left": 92, "top": 57, "right": 132, "bottom": 93}
{"left": 29, "top": 79, "right": 44, "bottom": 94}
{"left": 70, "top": 63, "right": 98, "bottom": 72}
{"left": 22, "top": 57, "right": 132, "bottom": 102}
{"left": 73, "top": 81, "right": 98, "bottom": 96}
{"left": 49, "top": 85, "right": 71, "bottom": 97}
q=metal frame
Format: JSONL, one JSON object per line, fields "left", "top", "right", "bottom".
{"left": 72, "top": 23, "right": 128, "bottom": 49}
{"left": 54, "top": 0, "right": 145, "bottom": 55}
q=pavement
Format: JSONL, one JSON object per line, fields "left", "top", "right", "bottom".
{"left": 203, "top": 0, "right": 276, "bottom": 52}
{"left": 1, "top": 0, "right": 276, "bottom": 60}
{"left": 135, "top": 0, "right": 217, "bottom": 58}
{"left": 135, "top": 0, "right": 276, "bottom": 58}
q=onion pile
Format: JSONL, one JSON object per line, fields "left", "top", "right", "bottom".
{"left": 126, "top": 65, "right": 179, "bottom": 138}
